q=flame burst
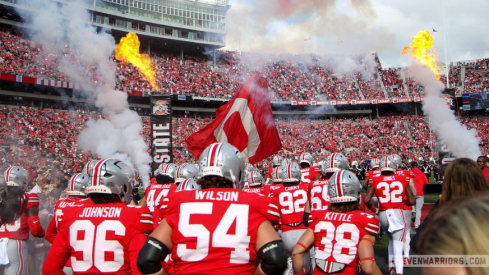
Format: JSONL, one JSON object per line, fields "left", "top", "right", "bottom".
{"left": 401, "top": 30, "right": 440, "bottom": 80}
{"left": 115, "top": 33, "right": 158, "bottom": 90}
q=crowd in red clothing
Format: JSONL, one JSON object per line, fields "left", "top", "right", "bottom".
{"left": 3, "top": 104, "right": 489, "bottom": 176}
{"left": 2, "top": 28, "right": 488, "bottom": 101}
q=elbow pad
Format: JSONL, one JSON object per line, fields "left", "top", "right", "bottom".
{"left": 302, "top": 212, "right": 310, "bottom": 227}
{"left": 137, "top": 237, "right": 170, "bottom": 274}
{"left": 27, "top": 216, "right": 45, "bottom": 237}
{"left": 258, "top": 240, "right": 287, "bottom": 275}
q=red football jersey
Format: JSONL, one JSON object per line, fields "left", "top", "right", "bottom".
{"left": 308, "top": 180, "right": 330, "bottom": 211}
{"left": 45, "top": 197, "right": 94, "bottom": 243}
{"left": 144, "top": 183, "right": 177, "bottom": 227}
{"left": 397, "top": 169, "right": 414, "bottom": 210}
{"left": 370, "top": 173, "right": 409, "bottom": 211}
{"left": 310, "top": 210, "right": 379, "bottom": 275}
{"left": 301, "top": 166, "right": 320, "bottom": 184}
{"left": 164, "top": 188, "right": 276, "bottom": 274}
{"left": 365, "top": 169, "right": 381, "bottom": 185}
{"left": 0, "top": 193, "right": 40, "bottom": 240}
{"left": 242, "top": 186, "right": 263, "bottom": 194}
{"left": 272, "top": 183, "right": 309, "bottom": 232}
{"left": 43, "top": 203, "right": 154, "bottom": 275}
{"left": 262, "top": 183, "right": 283, "bottom": 198}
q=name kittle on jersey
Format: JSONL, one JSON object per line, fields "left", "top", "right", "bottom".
{"left": 195, "top": 190, "right": 239, "bottom": 202}
{"left": 324, "top": 212, "right": 352, "bottom": 222}
{"left": 79, "top": 207, "right": 122, "bottom": 218}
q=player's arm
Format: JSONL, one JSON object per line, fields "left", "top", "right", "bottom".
{"left": 137, "top": 218, "right": 172, "bottom": 275}
{"left": 303, "top": 201, "right": 311, "bottom": 227}
{"left": 364, "top": 185, "right": 375, "bottom": 205}
{"left": 255, "top": 220, "right": 287, "bottom": 275}
{"left": 408, "top": 178, "right": 416, "bottom": 196}
{"left": 27, "top": 206, "right": 45, "bottom": 237}
{"left": 291, "top": 228, "right": 314, "bottom": 275}
{"left": 44, "top": 215, "right": 57, "bottom": 243}
{"left": 358, "top": 234, "right": 382, "bottom": 275}
{"left": 42, "top": 230, "right": 70, "bottom": 275}
{"left": 405, "top": 183, "right": 415, "bottom": 206}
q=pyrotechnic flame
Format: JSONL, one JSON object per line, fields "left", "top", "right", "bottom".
{"left": 401, "top": 30, "right": 440, "bottom": 80}
{"left": 115, "top": 33, "right": 158, "bottom": 90}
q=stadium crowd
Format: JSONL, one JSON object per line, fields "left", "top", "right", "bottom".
{"left": 2, "top": 28, "right": 489, "bottom": 101}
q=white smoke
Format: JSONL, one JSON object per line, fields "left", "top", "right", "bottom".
{"left": 406, "top": 63, "right": 481, "bottom": 159}
{"left": 17, "top": 0, "right": 152, "bottom": 186}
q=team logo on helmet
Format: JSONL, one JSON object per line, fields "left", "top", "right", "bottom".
{"left": 153, "top": 100, "right": 169, "bottom": 115}
{"left": 441, "top": 94, "right": 453, "bottom": 106}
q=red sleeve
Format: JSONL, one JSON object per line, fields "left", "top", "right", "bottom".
{"left": 138, "top": 207, "right": 154, "bottom": 234}
{"left": 26, "top": 193, "right": 40, "bottom": 208}
{"left": 42, "top": 228, "right": 70, "bottom": 275}
{"left": 45, "top": 217, "right": 57, "bottom": 243}
{"left": 358, "top": 212, "right": 379, "bottom": 236}
{"left": 128, "top": 233, "right": 148, "bottom": 275}
{"left": 265, "top": 196, "right": 280, "bottom": 225}
{"left": 28, "top": 216, "right": 45, "bottom": 237}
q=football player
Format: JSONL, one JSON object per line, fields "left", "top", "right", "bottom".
{"left": 391, "top": 154, "right": 416, "bottom": 265}
{"left": 137, "top": 143, "right": 286, "bottom": 275}
{"left": 44, "top": 173, "right": 93, "bottom": 275}
{"left": 292, "top": 170, "right": 382, "bottom": 275}
{"left": 299, "top": 152, "right": 320, "bottom": 184}
{"left": 266, "top": 155, "right": 282, "bottom": 181}
{"left": 139, "top": 163, "right": 178, "bottom": 228}
{"left": 365, "top": 156, "right": 415, "bottom": 275}
{"left": 174, "top": 163, "right": 199, "bottom": 185}
{"left": 262, "top": 166, "right": 284, "bottom": 198}
{"left": 42, "top": 159, "right": 154, "bottom": 275}
{"left": 271, "top": 163, "right": 313, "bottom": 272}
{"left": 243, "top": 171, "right": 265, "bottom": 194}
{"left": 1, "top": 166, "right": 45, "bottom": 275}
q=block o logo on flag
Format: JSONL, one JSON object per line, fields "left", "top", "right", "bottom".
{"left": 186, "top": 73, "right": 282, "bottom": 164}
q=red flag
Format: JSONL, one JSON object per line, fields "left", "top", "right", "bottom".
{"left": 186, "top": 73, "right": 282, "bottom": 164}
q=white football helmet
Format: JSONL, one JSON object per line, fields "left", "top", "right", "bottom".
{"left": 328, "top": 170, "right": 361, "bottom": 203}
{"left": 280, "top": 163, "right": 302, "bottom": 183}
{"left": 155, "top": 163, "right": 178, "bottom": 179}
{"left": 198, "top": 143, "right": 245, "bottom": 190}
{"left": 176, "top": 179, "right": 200, "bottom": 191}
{"left": 380, "top": 156, "right": 397, "bottom": 172}
{"left": 281, "top": 158, "right": 291, "bottom": 166}
{"left": 84, "top": 159, "right": 100, "bottom": 177}
{"left": 67, "top": 173, "right": 90, "bottom": 197}
{"left": 299, "top": 152, "right": 314, "bottom": 166}
{"left": 247, "top": 171, "right": 264, "bottom": 187}
{"left": 87, "top": 159, "right": 134, "bottom": 203}
{"left": 272, "top": 155, "right": 282, "bottom": 167}
{"left": 271, "top": 166, "right": 283, "bottom": 183}
{"left": 4, "top": 166, "right": 29, "bottom": 191}
{"left": 323, "top": 153, "right": 350, "bottom": 174}
{"left": 175, "top": 163, "right": 199, "bottom": 183}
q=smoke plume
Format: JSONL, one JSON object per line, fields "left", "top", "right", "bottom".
{"left": 17, "top": 0, "right": 152, "bottom": 186}
{"left": 406, "top": 63, "right": 481, "bottom": 159}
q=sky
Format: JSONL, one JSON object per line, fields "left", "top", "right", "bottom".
{"left": 223, "top": 0, "right": 489, "bottom": 68}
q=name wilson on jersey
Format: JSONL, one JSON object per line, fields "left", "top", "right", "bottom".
{"left": 79, "top": 207, "right": 122, "bottom": 218}
{"left": 195, "top": 190, "right": 239, "bottom": 202}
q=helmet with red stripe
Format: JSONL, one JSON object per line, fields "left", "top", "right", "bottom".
{"left": 198, "top": 143, "right": 245, "bottom": 190}
{"left": 279, "top": 163, "right": 302, "bottom": 183}
{"left": 380, "top": 156, "right": 397, "bottom": 172}
{"left": 391, "top": 154, "right": 402, "bottom": 167}
{"left": 87, "top": 159, "right": 134, "bottom": 203}
{"left": 281, "top": 158, "right": 291, "bottom": 167}
{"left": 175, "top": 163, "right": 199, "bottom": 184}
{"left": 4, "top": 166, "right": 29, "bottom": 191}
{"left": 299, "top": 152, "right": 314, "bottom": 166}
{"left": 67, "top": 173, "right": 89, "bottom": 197}
{"left": 155, "top": 163, "right": 178, "bottom": 179}
{"left": 247, "top": 171, "right": 264, "bottom": 187}
{"left": 272, "top": 155, "right": 282, "bottom": 167}
{"left": 271, "top": 166, "right": 283, "bottom": 183}
{"left": 323, "top": 153, "right": 350, "bottom": 175}
{"left": 84, "top": 160, "right": 100, "bottom": 177}
{"left": 370, "top": 158, "right": 381, "bottom": 169}
{"left": 328, "top": 170, "right": 361, "bottom": 203}
{"left": 176, "top": 178, "right": 200, "bottom": 191}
